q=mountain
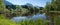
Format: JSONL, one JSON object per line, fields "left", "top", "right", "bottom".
{"left": 3, "top": 0, "right": 13, "bottom": 5}
{"left": 3, "top": 0, "right": 16, "bottom": 10}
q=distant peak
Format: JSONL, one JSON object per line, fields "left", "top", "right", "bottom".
{"left": 3, "top": 0, "right": 13, "bottom": 5}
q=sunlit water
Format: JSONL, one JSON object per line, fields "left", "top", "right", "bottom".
{"left": 11, "top": 13, "right": 46, "bottom": 22}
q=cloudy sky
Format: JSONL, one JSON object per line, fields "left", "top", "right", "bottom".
{"left": 6, "top": 0, "right": 51, "bottom": 7}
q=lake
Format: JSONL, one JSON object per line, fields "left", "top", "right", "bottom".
{"left": 11, "top": 13, "right": 46, "bottom": 22}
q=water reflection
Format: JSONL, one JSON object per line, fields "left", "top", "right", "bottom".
{"left": 11, "top": 16, "right": 27, "bottom": 22}
{"left": 11, "top": 13, "right": 46, "bottom": 22}
{"left": 31, "top": 13, "right": 46, "bottom": 20}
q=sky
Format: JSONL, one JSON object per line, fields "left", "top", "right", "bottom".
{"left": 6, "top": 0, "right": 51, "bottom": 7}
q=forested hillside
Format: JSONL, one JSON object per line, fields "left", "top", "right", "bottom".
{"left": 0, "top": 0, "right": 41, "bottom": 18}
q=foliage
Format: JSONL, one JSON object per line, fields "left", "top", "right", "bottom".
{"left": 54, "top": 16, "right": 60, "bottom": 25}
{"left": 1, "top": 0, "right": 60, "bottom": 25}
{"left": 0, "top": 0, "right": 5, "bottom": 13}
{"left": 51, "top": 0, "right": 60, "bottom": 11}
{"left": 0, "top": 14, "right": 17, "bottom": 25}
{"left": 1, "top": 14, "right": 60, "bottom": 25}
{"left": 34, "top": 7, "right": 39, "bottom": 14}
{"left": 0, "top": 14, "right": 48, "bottom": 25}
{"left": 17, "top": 19, "right": 47, "bottom": 25}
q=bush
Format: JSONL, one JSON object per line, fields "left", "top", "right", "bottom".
{"left": 0, "top": 14, "right": 17, "bottom": 25}
{"left": 54, "top": 16, "right": 60, "bottom": 25}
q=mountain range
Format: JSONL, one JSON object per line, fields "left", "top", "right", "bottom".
{"left": 3, "top": 0, "right": 13, "bottom": 5}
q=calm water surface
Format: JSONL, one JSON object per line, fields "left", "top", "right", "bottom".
{"left": 11, "top": 13, "right": 46, "bottom": 22}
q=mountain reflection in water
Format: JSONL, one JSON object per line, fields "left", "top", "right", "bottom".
{"left": 11, "top": 13, "right": 46, "bottom": 22}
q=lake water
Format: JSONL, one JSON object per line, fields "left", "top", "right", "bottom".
{"left": 11, "top": 13, "right": 46, "bottom": 22}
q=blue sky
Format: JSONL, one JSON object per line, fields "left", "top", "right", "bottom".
{"left": 6, "top": 0, "right": 51, "bottom": 7}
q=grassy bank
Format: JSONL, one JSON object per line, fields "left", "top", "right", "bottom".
{"left": 0, "top": 14, "right": 17, "bottom": 25}
{"left": 0, "top": 14, "right": 48, "bottom": 25}
{"left": 0, "top": 14, "right": 60, "bottom": 25}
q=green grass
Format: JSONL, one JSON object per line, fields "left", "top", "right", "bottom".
{"left": 17, "top": 19, "right": 47, "bottom": 25}
{"left": 0, "top": 14, "right": 17, "bottom": 25}
{"left": 0, "top": 14, "right": 48, "bottom": 25}
{"left": 1, "top": 14, "right": 60, "bottom": 25}
{"left": 54, "top": 16, "right": 60, "bottom": 25}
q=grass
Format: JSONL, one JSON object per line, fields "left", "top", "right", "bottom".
{"left": 0, "top": 14, "right": 17, "bottom": 25}
{"left": 54, "top": 16, "right": 60, "bottom": 25}
{"left": 0, "top": 14, "right": 60, "bottom": 25}
{"left": 0, "top": 14, "right": 48, "bottom": 25}
{"left": 17, "top": 19, "right": 47, "bottom": 25}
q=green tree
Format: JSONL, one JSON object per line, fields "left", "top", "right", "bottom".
{"left": 0, "top": 0, "right": 5, "bottom": 14}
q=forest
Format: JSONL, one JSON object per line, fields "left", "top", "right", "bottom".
{"left": 0, "top": 0, "right": 60, "bottom": 25}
